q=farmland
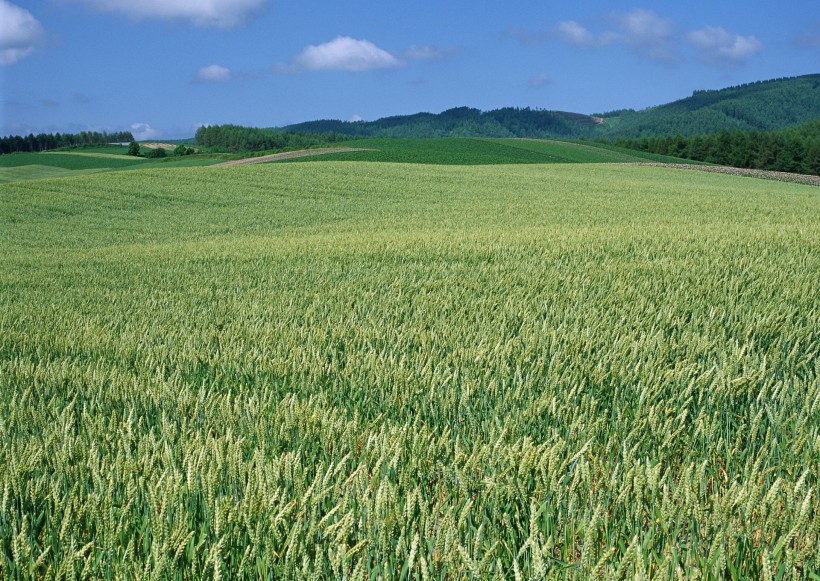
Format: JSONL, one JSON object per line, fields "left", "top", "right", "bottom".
{"left": 0, "top": 149, "right": 233, "bottom": 183}
{"left": 278, "top": 137, "right": 698, "bottom": 165}
{"left": 0, "top": 138, "right": 707, "bottom": 184}
{"left": 1, "top": 161, "right": 819, "bottom": 578}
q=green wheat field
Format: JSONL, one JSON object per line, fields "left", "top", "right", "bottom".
{"left": 1, "top": 160, "right": 818, "bottom": 579}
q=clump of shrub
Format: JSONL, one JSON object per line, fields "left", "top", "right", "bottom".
{"left": 145, "top": 147, "right": 168, "bottom": 158}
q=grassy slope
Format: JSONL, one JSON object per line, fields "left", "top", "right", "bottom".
{"left": 0, "top": 164, "right": 107, "bottom": 183}
{"left": 278, "top": 137, "right": 697, "bottom": 165}
{"left": 0, "top": 150, "right": 231, "bottom": 182}
{"left": 0, "top": 139, "right": 696, "bottom": 183}
{"left": 1, "top": 162, "right": 818, "bottom": 578}
{"left": 0, "top": 151, "right": 147, "bottom": 170}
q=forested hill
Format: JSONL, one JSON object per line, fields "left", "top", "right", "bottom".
{"left": 282, "top": 74, "right": 820, "bottom": 139}
{"left": 601, "top": 74, "right": 820, "bottom": 137}
{"left": 282, "top": 107, "right": 600, "bottom": 139}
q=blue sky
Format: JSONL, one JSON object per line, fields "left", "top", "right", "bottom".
{"left": 1, "top": 0, "right": 818, "bottom": 139}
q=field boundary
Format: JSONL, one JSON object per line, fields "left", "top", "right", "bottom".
{"left": 213, "top": 147, "right": 376, "bottom": 166}
{"left": 622, "top": 162, "right": 820, "bottom": 186}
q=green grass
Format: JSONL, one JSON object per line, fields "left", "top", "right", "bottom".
{"left": 503, "top": 138, "right": 711, "bottom": 164}
{"left": 280, "top": 137, "right": 701, "bottom": 165}
{"left": 0, "top": 164, "right": 108, "bottom": 183}
{"left": 0, "top": 138, "right": 701, "bottom": 183}
{"left": 53, "top": 145, "right": 134, "bottom": 155}
{"left": 1, "top": 162, "right": 818, "bottom": 578}
{"left": 0, "top": 151, "right": 147, "bottom": 171}
{"left": 0, "top": 151, "right": 230, "bottom": 182}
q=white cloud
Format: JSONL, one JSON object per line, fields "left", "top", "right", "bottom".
{"left": 348, "top": 114, "right": 364, "bottom": 122}
{"left": 556, "top": 21, "right": 600, "bottom": 47}
{"left": 197, "top": 64, "right": 232, "bottom": 82}
{"left": 130, "top": 122, "right": 162, "bottom": 140}
{"left": 0, "top": 0, "right": 44, "bottom": 65}
{"left": 554, "top": 10, "right": 677, "bottom": 62}
{"left": 69, "top": 0, "right": 266, "bottom": 28}
{"left": 611, "top": 9, "right": 678, "bottom": 62}
{"left": 688, "top": 26, "right": 763, "bottom": 66}
{"left": 290, "top": 36, "right": 400, "bottom": 72}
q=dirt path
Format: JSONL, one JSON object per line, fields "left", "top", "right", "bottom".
{"left": 213, "top": 148, "right": 375, "bottom": 166}
{"left": 620, "top": 162, "right": 820, "bottom": 186}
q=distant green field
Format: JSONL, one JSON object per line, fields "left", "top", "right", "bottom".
{"left": 500, "top": 138, "right": 710, "bottom": 164}
{"left": 0, "top": 150, "right": 232, "bottom": 182}
{"left": 282, "top": 137, "right": 700, "bottom": 165}
{"left": 0, "top": 151, "right": 146, "bottom": 171}
{"left": 0, "top": 138, "right": 699, "bottom": 183}
{"left": 0, "top": 164, "right": 107, "bottom": 183}
{"left": 1, "top": 162, "right": 818, "bottom": 578}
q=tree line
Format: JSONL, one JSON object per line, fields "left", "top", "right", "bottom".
{"left": 0, "top": 131, "right": 135, "bottom": 154}
{"left": 607, "top": 120, "right": 820, "bottom": 176}
{"left": 194, "top": 124, "right": 346, "bottom": 152}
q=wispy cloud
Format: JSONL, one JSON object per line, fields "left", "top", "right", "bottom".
{"left": 547, "top": 8, "right": 762, "bottom": 67}
{"left": 555, "top": 21, "right": 606, "bottom": 48}
{"left": 550, "top": 9, "right": 678, "bottom": 62}
{"left": 506, "top": 27, "right": 550, "bottom": 46}
{"left": 688, "top": 26, "right": 763, "bottom": 67}
{"left": 68, "top": 0, "right": 267, "bottom": 28}
{"left": 282, "top": 36, "right": 401, "bottom": 72}
{"left": 196, "top": 64, "right": 232, "bottom": 82}
{"left": 610, "top": 9, "right": 678, "bottom": 62}
{"left": 529, "top": 74, "right": 552, "bottom": 89}
{"left": 403, "top": 45, "right": 455, "bottom": 62}
{"left": 0, "top": 0, "right": 44, "bottom": 65}
{"left": 794, "top": 23, "right": 820, "bottom": 49}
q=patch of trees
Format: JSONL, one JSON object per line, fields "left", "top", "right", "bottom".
{"left": 608, "top": 120, "right": 820, "bottom": 175}
{"left": 0, "top": 131, "right": 134, "bottom": 154}
{"left": 194, "top": 125, "right": 346, "bottom": 153}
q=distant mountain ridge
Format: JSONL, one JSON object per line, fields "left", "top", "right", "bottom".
{"left": 282, "top": 107, "right": 599, "bottom": 139}
{"left": 281, "top": 74, "right": 820, "bottom": 139}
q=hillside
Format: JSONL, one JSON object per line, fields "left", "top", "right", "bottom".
{"left": 601, "top": 74, "right": 820, "bottom": 137}
{"left": 283, "top": 106, "right": 599, "bottom": 138}
{"left": 282, "top": 74, "right": 820, "bottom": 139}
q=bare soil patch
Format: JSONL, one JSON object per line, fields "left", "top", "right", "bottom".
{"left": 141, "top": 143, "right": 178, "bottom": 150}
{"left": 213, "top": 148, "right": 375, "bottom": 167}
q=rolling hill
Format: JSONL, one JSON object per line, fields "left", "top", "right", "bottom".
{"left": 282, "top": 74, "right": 820, "bottom": 139}
{"left": 283, "top": 106, "right": 599, "bottom": 139}
{"left": 600, "top": 74, "right": 820, "bottom": 137}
